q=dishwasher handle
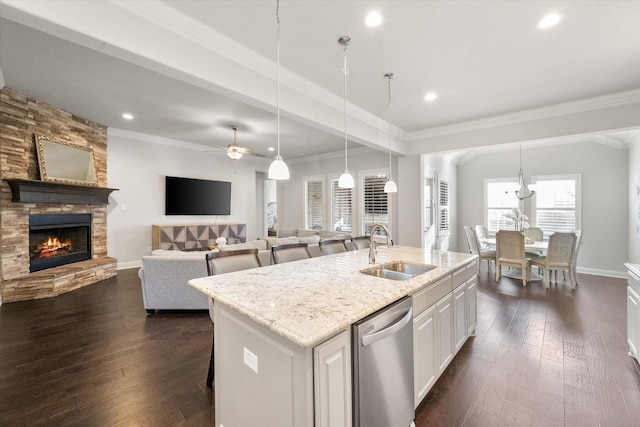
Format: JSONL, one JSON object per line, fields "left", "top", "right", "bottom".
{"left": 361, "top": 307, "right": 413, "bottom": 347}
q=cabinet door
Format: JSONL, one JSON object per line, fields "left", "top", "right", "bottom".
{"left": 628, "top": 286, "right": 639, "bottom": 360}
{"left": 453, "top": 283, "right": 467, "bottom": 353}
{"left": 436, "top": 293, "right": 453, "bottom": 374}
{"left": 413, "top": 304, "right": 437, "bottom": 408}
{"left": 466, "top": 277, "right": 477, "bottom": 337}
{"left": 314, "top": 330, "right": 352, "bottom": 427}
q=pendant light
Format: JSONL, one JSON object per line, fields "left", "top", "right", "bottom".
{"left": 383, "top": 73, "right": 397, "bottom": 193}
{"left": 268, "top": 0, "right": 290, "bottom": 180}
{"left": 337, "top": 36, "right": 354, "bottom": 189}
{"left": 514, "top": 144, "right": 534, "bottom": 200}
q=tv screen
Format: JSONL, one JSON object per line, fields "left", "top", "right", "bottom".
{"left": 165, "top": 176, "right": 231, "bottom": 215}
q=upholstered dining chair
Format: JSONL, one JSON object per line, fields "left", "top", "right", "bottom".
{"left": 319, "top": 239, "right": 348, "bottom": 255}
{"left": 204, "top": 248, "right": 262, "bottom": 388}
{"left": 530, "top": 232, "right": 576, "bottom": 289}
{"left": 474, "top": 225, "right": 492, "bottom": 250}
{"left": 495, "top": 230, "right": 531, "bottom": 286}
{"left": 271, "top": 243, "right": 311, "bottom": 264}
{"left": 464, "top": 226, "right": 496, "bottom": 275}
{"left": 351, "top": 236, "right": 371, "bottom": 250}
{"left": 523, "top": 227, "right": 544, "bottom": 242}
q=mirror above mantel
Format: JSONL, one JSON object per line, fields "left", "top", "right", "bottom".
{"left": 35, "top": 134, "right": 98, "bottom": 186}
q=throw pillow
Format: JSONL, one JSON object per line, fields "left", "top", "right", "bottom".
{"left": 297, "top": 228, "right": 320, "bottom": 238}
{"left": 220, "top": 240, "right": 268, "bottom": 252}
{"left": 277, "top": 226, "right": 298, "bottom": 238}
{"left": 264, "top": 236, "right": 299, "bottom": 249}
{"left": 297, "top": 234, "right": 320, "bottom": 244}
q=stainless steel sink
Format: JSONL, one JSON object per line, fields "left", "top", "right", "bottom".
{"left": 360, "top": 261, "right": 436, "bottom": 281}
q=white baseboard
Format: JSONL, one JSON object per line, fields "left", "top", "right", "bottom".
{"left": 577, "top": 267, "right": 627, "bottom": 280}
{"left": 118, "top": 260, "right": 142, "bottom": 270}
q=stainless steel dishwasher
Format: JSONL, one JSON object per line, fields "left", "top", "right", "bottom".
{"left": 352, "top": 296, "right": 415, "bottom": 427}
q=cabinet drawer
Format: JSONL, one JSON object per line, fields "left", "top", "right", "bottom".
{"left": 452, "top": 262, "right": 476, "bottom": 288}
{"left": 629, "top": 271, "right": 640, "bottom": 295}
{"left": 413, "top": 275, "right": 452, "bottom": 316}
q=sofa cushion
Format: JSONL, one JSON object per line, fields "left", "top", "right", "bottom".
{"left": 151, "top": 249, "right": 217, "bottom": 258}
{"left": 220, "top": 240, "right": 268, "bottom": 252}
{"left": 297, "top": 228, "right": 320, "bottom": 238}
{"left": 319, "top": 230, "right": 351, "bottom": 240}
{"left": 297, "top": 234, "right": 320, "bottom": 244}
{"left": 263, "top": 236, "right": 299, "bottom": 249}
{"left": 277, "top": 226, "right": 298, "bottom": 238}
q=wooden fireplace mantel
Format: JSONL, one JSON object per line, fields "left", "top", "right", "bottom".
{"left": 4, "top": 179, "right": 118, "bottom": 205}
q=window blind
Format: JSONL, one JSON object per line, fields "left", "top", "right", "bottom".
{"left": 362, "top": 175, "right": 388, "bottom": 235}
{"left": 534, "top": 178, "right": 577, "bottom": 235}
{"left": 330, "top": 179, "right": 353, "bottom": 233}
{"left": 486, "top": 180, "right": 519, "bottom": 232}
{"left": 439, "top": 179, "right": 449, "bottom": 232}
{"left": 304, "top": 179, "right": 324, "bottom": 230}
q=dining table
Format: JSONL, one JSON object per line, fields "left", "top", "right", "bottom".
{"left": 479, "top": 236, "right": 548, "bottom": 281}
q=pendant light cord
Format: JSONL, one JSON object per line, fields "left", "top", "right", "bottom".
{"left": 342, "top": 40, "right": 349, "bottom": 171}
{"left": 275, "top": 0, "right": 281, "bottom": 158}
{"left": 387, "top": 75, "right": 392, "bottom": 178}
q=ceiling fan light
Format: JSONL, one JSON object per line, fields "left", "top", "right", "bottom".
{"left": 338, "top": 170, "right": 354, "bottom": 188}
{"left": 227, "top": 150, "right": 243, "bottom": 160}
{"left": 268, "top": 155, "right": 290, "bottom": 180}
{"left": 384, "top": 179, "right": 397, "bottom": 193}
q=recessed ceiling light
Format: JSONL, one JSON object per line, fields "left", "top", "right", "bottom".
{"left": 537, "top": 13, "right": 563, "bottom": 29}
{"left": 268, "top": 147, "right": 275, "bottom": 152}
{"left": 424, "top": 92, "right": 437, "bottom": 102}
{"left": 364, "top": 11, "right": 382, "bottom": 27}
{"left": 122, "top": 113, "right": 134, "bottom": 120}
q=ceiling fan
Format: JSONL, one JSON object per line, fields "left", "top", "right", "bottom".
{"left": 210, "top": 125, "right": 253, "bottom": 160}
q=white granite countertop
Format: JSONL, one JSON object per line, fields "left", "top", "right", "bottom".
{"left": 189, "top": 246, "right": 476, "bottom": 348}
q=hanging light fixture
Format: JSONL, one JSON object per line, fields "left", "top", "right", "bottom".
{"left": 268, "top": 0, "right": 290, "bottom": 180}
{"left": 227, "top": 125, "right": 244, "bottom": 160}
{"left": 337, "top": 36, "right": 354, "bottom": 189}
{"left": 383, "top": 73, "right": 397, "bottom": 193}
{"left": 515, "top": 144, "right": 534, "bottom": 200}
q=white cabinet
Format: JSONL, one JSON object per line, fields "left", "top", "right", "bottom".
{"left": 314, "top": 331, "right": 352, "bottom": 427}
{"left": 412, "top": 260, "right": 477, "bottom": 409}
{"left": 627, "top": 265, "right": 640, "bottom": 361}
{"left": 466, "top": 276, "right": 477, "bottom": 337}
{"left": 436, "top": 293, "right": 453, "bottom": 374}
{"left": 413, "top": 304, "right": 437, "bottom": 407}
{"left": 453, "top": 283, "right": 467, "bottom": 353}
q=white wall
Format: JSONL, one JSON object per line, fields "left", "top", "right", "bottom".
{"left": 457, "top": 140, "right": 629, "bottom": 276}
{"left": 397, "top": 155, "right": 422, "bottom": 247}
{"left": 630, "top": 139, "right": 640, "bottom": 264}
{"left": 107, "top": 131, "right": 267, "bottom": 269}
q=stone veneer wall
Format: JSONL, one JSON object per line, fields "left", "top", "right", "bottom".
{"left": 0, "top": 87, "right": 116, "bottom": 302}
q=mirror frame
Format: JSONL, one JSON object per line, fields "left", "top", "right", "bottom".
{"left": 34, "top": 134, "right": 99, "bottom": 186}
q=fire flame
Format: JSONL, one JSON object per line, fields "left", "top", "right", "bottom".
{"left": 33, "top": 236, "right": 72, "bottom": 258}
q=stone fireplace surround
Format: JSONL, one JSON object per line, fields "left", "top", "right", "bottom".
{"left": 1, "top": 87, "right": 117, "bottom": 303}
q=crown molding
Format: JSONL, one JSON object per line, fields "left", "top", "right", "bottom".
{"left": 409, "top": 89, "right": 640, "bottom": 141}
{"left": 287, "top": 146, "right": 375, "bottom": 165}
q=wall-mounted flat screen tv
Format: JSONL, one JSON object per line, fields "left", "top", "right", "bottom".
{"left": 165, "top": 176, "right": 231, "bottom": 215}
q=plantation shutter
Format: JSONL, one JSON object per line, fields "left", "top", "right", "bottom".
{"left": 330, "top": 179, "right": 353, "bottom": 233}
{"left": 439, "top": 180, "right": 449, "bottom": 233}
{"left": 362, "top": 175, "right": 388, "bottom": 235}
{"left": 304, "top": 179, "right": 324, "bottom": 230}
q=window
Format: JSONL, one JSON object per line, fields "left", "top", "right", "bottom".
{"left": 531, "top": 174, "right": 581, "bottom": 235}
{"left": 485, "top": 178, "right": 520, "bottom": 233}
{"left": 329, "top": 178, "right": 353, "bottom": 233}
{"left": 304, "top": 176, "right": 324, "bottom": 230}
{"left": 361, "top": 171, "right": 389, "bottom": 235}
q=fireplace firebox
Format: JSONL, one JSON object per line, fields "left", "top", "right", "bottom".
{"left": 29, "top": 214, "right": 92, "bottom": 273}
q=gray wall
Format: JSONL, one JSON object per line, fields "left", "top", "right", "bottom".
{"left": 456, "top": 140, "right": 629, "bottom": 276}
{"left": 630, "top": 140, "right": 640, "bottom": 264}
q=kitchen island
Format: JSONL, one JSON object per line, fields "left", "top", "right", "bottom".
{"left": 189, "top": 246, "right": 477, "bottom": 427}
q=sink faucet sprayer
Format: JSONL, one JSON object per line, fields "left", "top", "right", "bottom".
{"left": 369, "top": 223, "right": 393, "bottom": 264}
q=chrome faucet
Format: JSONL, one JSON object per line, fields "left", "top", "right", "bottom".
{"left": 369, "top": 223, "right": 393, "bottom": 264}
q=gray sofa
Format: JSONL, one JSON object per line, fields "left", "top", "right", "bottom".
{"left": 138, "top": 227, "right": 355, "bottom": 313}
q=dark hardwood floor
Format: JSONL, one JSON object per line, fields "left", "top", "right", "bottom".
{"left": 1, "top": 267, "right": 638, "bottom": 426}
